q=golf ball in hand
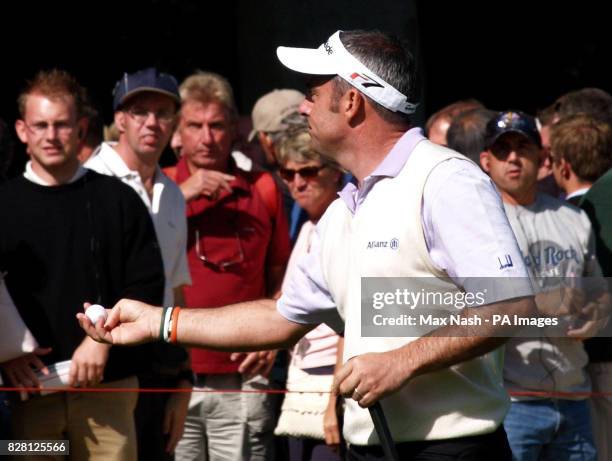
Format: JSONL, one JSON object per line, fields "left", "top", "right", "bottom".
{"left": 86, "top": 304, "right": 107, "bottom": 324}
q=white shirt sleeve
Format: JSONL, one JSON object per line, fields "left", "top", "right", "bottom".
{"left": 422, "top": 158, "right": 534, "bottom": 302}
{"left": 276, "top": 215, "right": 344, "bottom": 333}
{"left": 278, "top": 158, "right": 534, "bottom": 325}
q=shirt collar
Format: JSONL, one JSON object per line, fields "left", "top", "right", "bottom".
{"left": 337, "top": 127, "right": 426, "bottom": 212}
{"left": 566, "top": 187, "right": 590, "bottom": 200}
{"left": 367, "top": 127, "right": 427, "bottom": 179}
{"left": 92, "top": 142, "right": 164, "bottom": 184}
{"left": 94, "top": 142, "right": 139, "bottom": 179}
{"left": 23, "top": 161, "right": 88, "bottom": 186}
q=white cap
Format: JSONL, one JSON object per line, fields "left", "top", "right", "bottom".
{"left": 276, "top": 30, "right": 417, "bottom": 115}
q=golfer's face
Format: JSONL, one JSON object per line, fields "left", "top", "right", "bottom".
{"left": 299, "top": 77, "right": 343, "bottom": 157}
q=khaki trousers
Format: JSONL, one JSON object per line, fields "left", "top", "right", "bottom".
{"left": 175, "top": 373, "right": 276, "bottom": 461}
{"left": 10, "top": 376, "right": 138, "bottom": 461}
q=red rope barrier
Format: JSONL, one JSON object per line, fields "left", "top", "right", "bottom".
{"left": 508, "top": 390, "right": 612, "bottom": 398}
{"left": 0, "top": 387, "right": 611, "bottom": 397}
{"left": 0, "top": 387, "right": 324, "bottom": 394}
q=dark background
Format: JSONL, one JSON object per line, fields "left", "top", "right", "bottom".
{"left": 1, "top": 0, "right": 610, "bottom": 169}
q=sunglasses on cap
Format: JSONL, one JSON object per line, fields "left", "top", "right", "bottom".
{"left": 278, "top": 165, "right": 326, "bottom": 182}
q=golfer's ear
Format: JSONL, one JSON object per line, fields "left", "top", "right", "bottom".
{"left": 344, "top": 88, "right": 364, "bottom": 123}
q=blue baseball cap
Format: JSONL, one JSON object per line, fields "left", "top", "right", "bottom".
{"left": 485, "top": 110, "right": 542, "bottom": 149}
{"left": 112, "top": 67, "right": 180, "bottom": 111}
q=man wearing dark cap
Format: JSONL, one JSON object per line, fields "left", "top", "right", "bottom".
{"left": 480, "top": 110, "right": 606, "bottom": 461}
{"left": 88, "top": 68, "right": 190, "bottom": 310}
{"left": 81, "top": 31, "right": 539, "bottom": 460}
{"left": 86, "top": 67, "right": 192, "bottom": 460}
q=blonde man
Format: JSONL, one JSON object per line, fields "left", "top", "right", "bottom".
{"left": 163, "top": 71, "right": 291, "bottom": 461}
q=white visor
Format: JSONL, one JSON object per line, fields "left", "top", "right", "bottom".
{"left": 276, "top": 30, "right": 417, "bottom": 115}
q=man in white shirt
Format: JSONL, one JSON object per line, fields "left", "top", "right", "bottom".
{"left": 86, "top": 68, "right": 192, "bottom": 460}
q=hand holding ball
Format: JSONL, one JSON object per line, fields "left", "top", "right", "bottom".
{"left": 85, "top": 304, "right": 108, "bottom": 325}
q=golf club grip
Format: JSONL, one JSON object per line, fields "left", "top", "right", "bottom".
{"left": 369, "top": 402, "right": 399, "bottom": 461}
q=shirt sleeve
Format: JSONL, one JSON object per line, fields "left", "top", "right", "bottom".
{"left": 422, "top": 158, "right": 534, "bottom": 304}
{"left": 276, "top": 214, "right": 345, "bottom": 333}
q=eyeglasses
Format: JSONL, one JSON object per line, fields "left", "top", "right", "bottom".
{"left": 278, "top": 165, "right": 326, "bottom": 182}
{"left": 24, "top": 121, "right": 76, "bottom": 137}
{"left": 127, "top": 107, "right": 175, "bottom": 125}
{"left": 194, "top": 229, "right": 244, "bottom": 270}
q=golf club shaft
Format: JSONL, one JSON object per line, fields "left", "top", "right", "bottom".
{"left": 369, "top": 402, "right": 399, "bottom": 461}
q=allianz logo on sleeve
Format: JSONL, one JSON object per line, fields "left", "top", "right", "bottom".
{"left": 366, "top": 238, "right": 400, "bottom": 250}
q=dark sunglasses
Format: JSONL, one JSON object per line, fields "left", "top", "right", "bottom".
{"left": 279, "top": 165, "right": 326, "bottom": 182}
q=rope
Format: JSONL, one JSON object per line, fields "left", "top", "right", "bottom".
{"left": 1, "top": 387, "right": 611, "bottom": 397}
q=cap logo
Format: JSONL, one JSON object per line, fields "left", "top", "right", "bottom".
{"left": 498, "top": 111, "right": 521, "bottom": 128}
{"left": 350, "top": 72, "right": 384, "bottom": 89}
{"left": 323, "top": 41, "right": 333, "bottom": 55}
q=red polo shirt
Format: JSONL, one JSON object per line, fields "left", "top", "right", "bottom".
{"left": 169, "top": 157, "right": 290, "bottom": 374}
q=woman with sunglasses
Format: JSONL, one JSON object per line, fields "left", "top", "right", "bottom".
{"left": 274, "top": 129, "right": 346, "bottom": 461}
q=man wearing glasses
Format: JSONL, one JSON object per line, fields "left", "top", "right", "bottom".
{"left": 163, "top": 71, "right": 290, "bottom": 461}
{"left": 86, "top": 68, "right": 192, "bottom": 460}
{"left": 2, "top": 69, "right": 165, "bottom": 460}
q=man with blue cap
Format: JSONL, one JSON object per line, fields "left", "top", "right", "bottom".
{"left": 480, "top": 110, "right": 607, "bottom": 461}
{"left": 86, "top": 68, "right": 192, "bottom": 460}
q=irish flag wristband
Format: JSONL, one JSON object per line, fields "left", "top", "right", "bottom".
{"left": 159, "top": 307, "right": 170, "bottom": 340}
{"left": 170, "top": 307, "right": 181, "bottom": 344}
{"left": 159, "top": 306, "right": 174, "bottom": 342}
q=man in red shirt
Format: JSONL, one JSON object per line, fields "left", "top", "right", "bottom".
{"left": 165, "top": 71, "right": 290, "bottom": 461}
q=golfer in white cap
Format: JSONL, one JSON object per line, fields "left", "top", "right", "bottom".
{"left": 80, "top": 30, "right": 537, "bottom": 460}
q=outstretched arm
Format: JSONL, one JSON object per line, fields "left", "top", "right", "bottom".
{"left": 77, "top": 298, "right": 314, "bottom": 351}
